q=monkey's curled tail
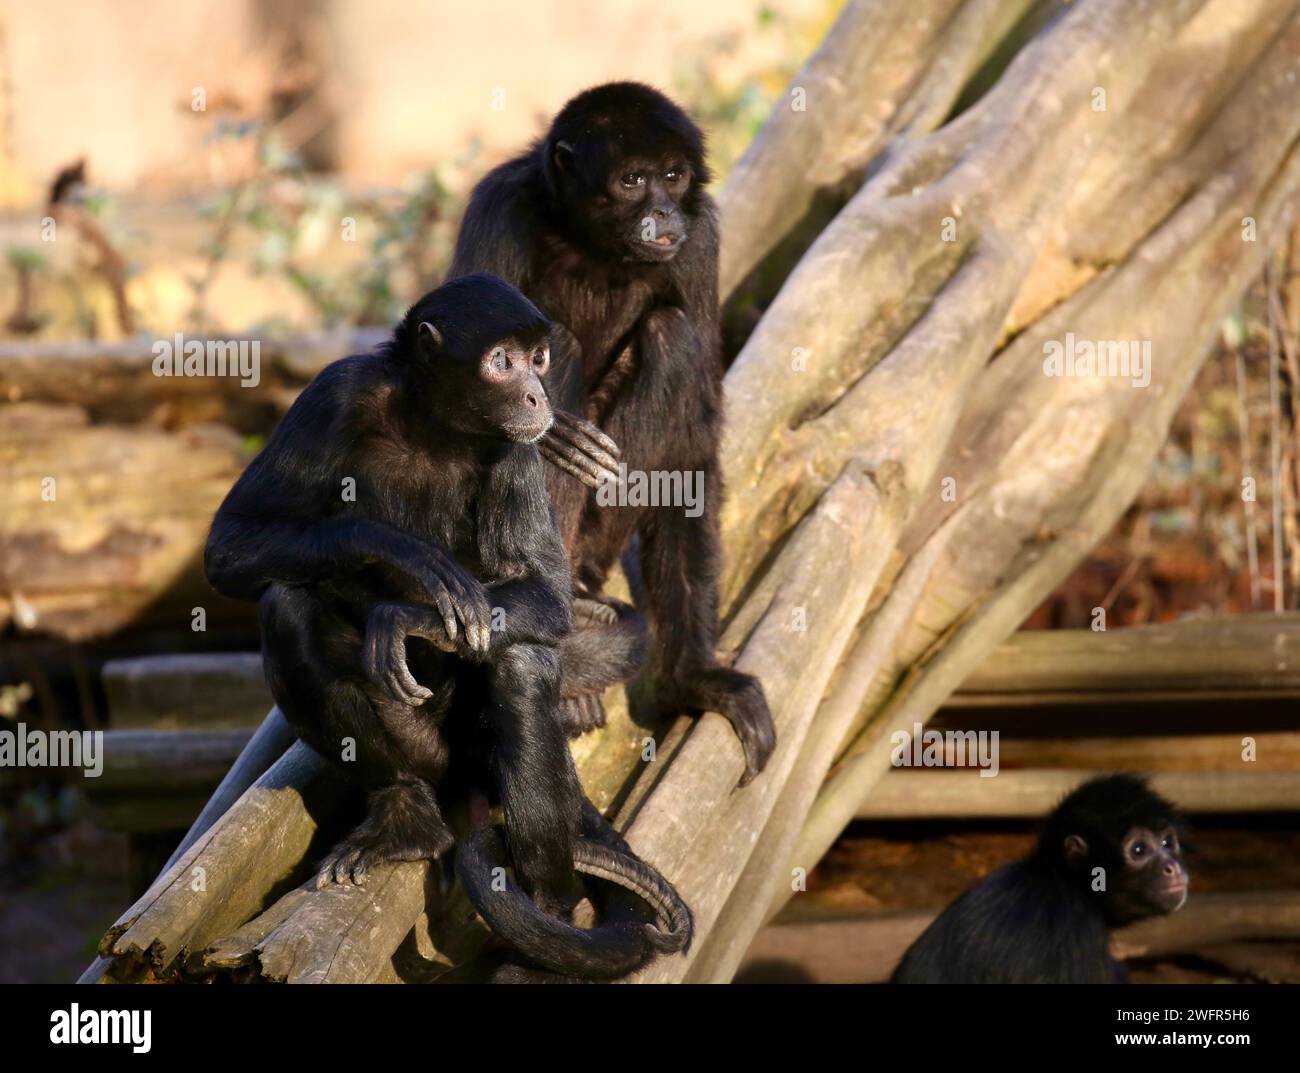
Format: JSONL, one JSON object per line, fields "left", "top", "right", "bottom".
{"left": 455, "top": 824, "right": 693, "bottom": 979}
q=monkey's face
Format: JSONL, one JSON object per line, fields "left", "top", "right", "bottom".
{"left": 604, "top": 157, "right": 693, "bottom": 263}
{"left": 1066, "top": 820, "right": 1189, "bottom": 926}
{"left": 416, "top": 313, "right": 553, "bottom": 444}
{"left": 554, "top": 142, "right": 697, "bottom": 263}
{"left": 464, "top": 336, "right": 553, "bottom": 444}
{"left": 1114, "top": 824, "right": 1189, "bottom": 919}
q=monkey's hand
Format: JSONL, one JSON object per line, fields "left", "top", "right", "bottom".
{"left": 662, "top": 666, "right": 776, "bottom": 786}
{"left": 406, "top": 545, "right": 493, "bottom": 657}
{"left": 539, "top": 411, "right": 621, "bottom": 490}
{"left": 364, "top": 601, "right": 483, "bottom": 707}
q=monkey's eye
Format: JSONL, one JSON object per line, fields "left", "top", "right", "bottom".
{"left": 490, "top": 346, "right": 509, "bottom": 372}
{"left": 1131, "top": 842, "right": 1147, "bottom": 858}
{"left": 621, "top": 172, "right": 646, "bottom": 189}
{"left": 532, "top": 348, "right": 548, "bottom": 369}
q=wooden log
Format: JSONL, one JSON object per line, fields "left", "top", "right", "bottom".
{"left": 953, "top": 614, "right": 1300, "bottom": 703}
{"left": 81, "top": 739, "right": 349, "bottom": 983}
{"left": 0, "top": 403, "right": 247, "bottom": 641}
{"left": 737, "top": 910, "right": 930, "bottom": 984}
{"left": 718, "top": 0, "right": 1038, "bottom": 300}
{"left": 740, "top": 892, "right": 1300, "bottom": 983}
{"left": 782, "top": 0, "right": 1300, "bottom": 921}
{"left": 990, "top": 732, "right": 1300, "bottom": 773}
{"left": 0, "top": 329, "right": 386, "bottom": 415}
{"left": 1117, "top": 891, "right": 1300, "bottom": 960}
{"left": 162, "top": 707, "right": 296, "bottom": 872}
{"left": 103, "top": 652, "right": 270, "bottom": 730}
{"left": 1189, "top": 942, "right": 1300, "bottom": 983}
{"left": 628, "top": 462, "right": 900, "bottom": 982}
{"left": 90, "top": 729, "right": 252, "bottom": 795}
{"left": 204, "top": 865, "right": 436, "bottom": 983}
{"left": 81, "top": 728, "right": 251, "bottom": 833}
{"left": 854, "top": 770, "right": 1300, "bottom": 819}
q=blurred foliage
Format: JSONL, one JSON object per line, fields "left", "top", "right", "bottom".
{"left": 1, "top": 2, "right": 843, "bottom": 338}
{"left": 676, "top": 2, "right": 842, "bottom": 183}
{"left": 186, "top": 120, "right": 476, "bottom": 333}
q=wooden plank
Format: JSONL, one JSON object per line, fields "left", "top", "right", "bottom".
{"left": 955, "top": 614, "right": 1300, "bottom": 701}
{"left": 104, "top": 653, "right": 270, "bottom": 730}
{"left": 992, "top": 732, "right": 1300, "bottom": 772}
{"left": 855, "top": 769, "right": 1300, "bottom": 819}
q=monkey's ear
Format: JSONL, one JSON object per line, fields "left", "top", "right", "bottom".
{"left": 418, "top": 321, "right": 443, "bottom": 355}
{"left": 1063, "top": 834, "right": 1089, "bottom": 862}
{"left": 553, "top": 140, "right": 575, "bottom": 175}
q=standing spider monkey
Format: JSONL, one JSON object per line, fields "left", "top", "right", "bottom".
{"left": 205, "top": 274, "right": 690, "bottom": 977}
{"left": 450, "top": 82, "right": 776, "bottom": 784}
{"left": 892, "top": 774, "right": 1190, "bottom": 984}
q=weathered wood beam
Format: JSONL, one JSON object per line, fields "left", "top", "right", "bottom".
{"left": 103, "top": 653, "right": 270, "bottom": 730}
{"left": 855, "top": 770, "right": 1300, "bottom": 819}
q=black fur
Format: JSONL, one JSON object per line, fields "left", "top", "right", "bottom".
{"left": 449, "top": 82, "right": 775, "bottom": 782}
{"left": 891, "top": 774, "right": 1190, "bottom": 984}
{"left": 205, "top": 274, "right": 689, "bottom": 976}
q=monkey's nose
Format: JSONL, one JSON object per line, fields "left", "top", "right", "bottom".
{"left": 1162, "top": 861, "right": 1178, "bottom": 876}
{"left": 524, "top": 392, "right": 539, "bottom": 409}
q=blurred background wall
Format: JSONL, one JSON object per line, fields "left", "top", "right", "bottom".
{"left": 0, "top": 0, "right": 820, "bottom": 202}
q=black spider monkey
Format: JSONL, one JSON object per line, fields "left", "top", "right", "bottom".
{"left": 892, "top": 774, "right": 1190, "bottom": 984}
{"left": 204, "top": 273, "right": 690, "bottom": 977}
{"left": 449, "top": 82, "right": 776, "bottom": 784}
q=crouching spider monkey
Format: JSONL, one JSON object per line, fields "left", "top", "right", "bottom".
{"left": 450, "top": 81, "right": 776, "bottom": 784}
{"left": 204, "top": 273, "right": 691, "bottom": 978}
{"left": 892, "top": 774, "right": 1190, "bottom": 984}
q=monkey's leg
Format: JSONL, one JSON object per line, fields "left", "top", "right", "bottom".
{"left": 638, "top": 476, "right": 777, "bottom": 784}
{"left": 556, "top": 595, "right": 648, "bottom": 736}
{"left": 259, "top": 585, "right": 455, "bottom": 887}
{"left": 484, "top": 642, "right": 582, "bottom": 915}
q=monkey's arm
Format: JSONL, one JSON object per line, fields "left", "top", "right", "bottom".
{"left": 363, "top": 572, "right": 569, "bottom": 701}
{"left": 612, "top": 303, "right": 773, "bottom": 783}
{"left": 204, "top": 368, "right": 491, "bottom": 647}
{"left": 637, "top": 461, "right": 775, "bottom": 784}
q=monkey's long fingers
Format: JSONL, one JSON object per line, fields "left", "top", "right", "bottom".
{"left": 547, "top": 418, "right": 621, "bottom": 470}
{"left": 389, "top": 649, "right": 433, "bottom": 708}
{"left": 430, "top": 586, "right": 460, "bottom": 645}
{"left": 430, "top": 560, "right": 492, "bottom": 655}
{"left": 539, "top": 440, "right": 618, "bottom": 490}
{"left": 553, "top": 410, "right": 620, "bottom": 457}
{"left": 447, "top": 580, "right": 492, "bottom": 657}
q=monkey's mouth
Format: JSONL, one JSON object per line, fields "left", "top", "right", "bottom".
{"left": 505, "top": 414, "right": 553, "bottom": 444}
{"left": 638, "top": 232, "right": 683, "bottom": 260}
{"left": 1156, "top": 879, "right": 1188, "bottom": 911}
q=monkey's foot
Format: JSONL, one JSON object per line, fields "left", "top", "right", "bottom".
{"left": 315, "top": 781, "right": 455, "bottom": 888}
{"left": 559, "top": 692, "right": 607, "bottom": 737}
{"left": 663, "top": 666, "right": 776, "bottom": 785}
